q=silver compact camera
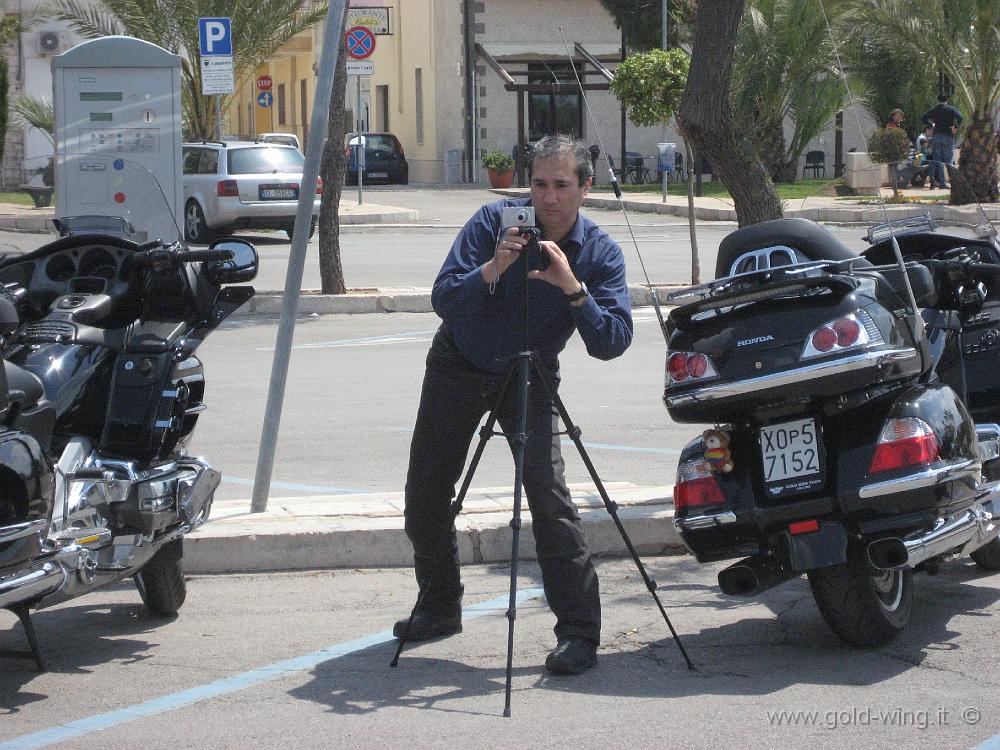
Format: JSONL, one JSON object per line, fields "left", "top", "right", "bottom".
{"left": 501, "top": 206, "right": 535, "bottom": 229}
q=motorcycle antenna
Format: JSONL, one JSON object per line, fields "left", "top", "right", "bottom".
{"left": 816, "top": 2, "right": 923, "bottom": 339}
{"left": 558, "top": 28, "right": 671, "bottom": 344}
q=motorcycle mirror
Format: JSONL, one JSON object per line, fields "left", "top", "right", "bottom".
{"left": 203, "top": 239, "right": 259, "bottom": 284}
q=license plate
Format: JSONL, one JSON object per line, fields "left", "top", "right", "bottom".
{"left": 760, "top": 418, "right": 823, "bottom": 487}
{"left": 260, "top": 186, "right": 297, "bottom": 200}
{"left": 367, "top": 172, "right": 387, "bottom": 178}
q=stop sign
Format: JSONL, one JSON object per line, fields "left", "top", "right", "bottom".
{"left": 256, "top": 75, "right": 273, "bottom": 91}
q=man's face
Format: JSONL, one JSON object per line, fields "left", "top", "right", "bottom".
{"left": 530, "top": 153, "right": 592, "bottom": 236}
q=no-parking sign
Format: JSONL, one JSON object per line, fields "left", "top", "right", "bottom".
{"left": 344, "top": 26, "right": 376, "bottom": 59}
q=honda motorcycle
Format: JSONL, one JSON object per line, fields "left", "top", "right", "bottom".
{"left": 0, "top": 189, "right": 257, "bottom": 667}
{"left": 664, "top": 210, "right": 1000, "bottom": 647}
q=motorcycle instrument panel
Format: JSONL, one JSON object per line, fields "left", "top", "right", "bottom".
{"left": 760, "top": 417, "right": 825, "bottom": 497}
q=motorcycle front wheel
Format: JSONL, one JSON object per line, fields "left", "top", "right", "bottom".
{"left": 134, "top": 538, "right": 187, "bottom": 616}
{"left": 807, "top": 543, "right": 912, "bottom": 647}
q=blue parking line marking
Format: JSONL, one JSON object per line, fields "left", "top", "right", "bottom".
{"left": 222, "top": 477, "right": 370, "bottom": 494}
{"left": 0, "top": 588, "right": 543, "bottom": 750}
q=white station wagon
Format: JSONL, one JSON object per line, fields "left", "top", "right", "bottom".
{"left": 181, "top": 141, "right": 320, "bottom": 242}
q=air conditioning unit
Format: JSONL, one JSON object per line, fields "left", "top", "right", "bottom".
{"left": 37, "top": 31, "right": 61, "bottom": 55}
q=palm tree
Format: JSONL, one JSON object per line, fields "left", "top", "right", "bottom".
{"left": 46, "top": 0, "right": 327, "bottom": 139}
{"left": 731, "top": 0, "right": 848, "bottom": 182}
{"left": 11, "top": 95, "right": 54, "bottom": 144}
{"left": 855, "top": 0, "right": 1000, "bottom": 204}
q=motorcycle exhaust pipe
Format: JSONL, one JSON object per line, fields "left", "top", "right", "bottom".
{"left": 868, "top": 538, "right": 908, "bottom": 569}
{"left": 868, "top": 499, "right": 996, "bottom": 570}
{"left": 718, "top": 556, "right": 793, "bottom": 597}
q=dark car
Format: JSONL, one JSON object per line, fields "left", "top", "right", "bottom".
{"left": 345, "top": 132, "right": 408, "bottom": 185}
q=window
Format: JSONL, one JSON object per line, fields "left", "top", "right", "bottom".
{"left": 527, "top": 62, "right": 582, "bottom": 141}
{"left": 182, "top": 148, "right": 203, "bottom": 175}
{"left": 415, "top": 68, "right": 424, "bottom": 144}
{"left": 228, "top": 146, "right": 303, "bottom": 175}
{"left": 377, "top": 85, "right": 389, "bottom": 132}
{"left": 277, "top": 83, "right": 286, "bottom": 126}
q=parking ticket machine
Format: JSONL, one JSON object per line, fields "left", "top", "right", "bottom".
{"left": 53, "top": 36, "right": 183, "bottom": 243}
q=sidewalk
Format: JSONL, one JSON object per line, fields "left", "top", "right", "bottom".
{"left": 184, "top": 482, "right": 681, "bottom": 574}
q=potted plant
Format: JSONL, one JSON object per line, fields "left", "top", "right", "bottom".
{"left": 867, "top": 126, "right": 912, "bottom": 198}
{"left": 482, "top": 150, "right": 515, "bottom": 188}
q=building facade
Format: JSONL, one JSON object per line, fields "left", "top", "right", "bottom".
{"left": 6, "top": 0, "right": 877, "bottom": 190}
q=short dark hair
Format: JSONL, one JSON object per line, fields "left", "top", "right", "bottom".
{"left": 938, "top": 94, "right": 949, "bottom": 103}
{"left": 528, "top": 135, "right": 594, "bottom": 186}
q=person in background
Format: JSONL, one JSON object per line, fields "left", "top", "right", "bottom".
{"left": 885, "top": 108, "right": 905, "bottom": 129}
{"left": 921, "top": 94, "right": 964, "bottom": 190}
{"left": 916, "top": 124, "right": 936, "bottom": 188}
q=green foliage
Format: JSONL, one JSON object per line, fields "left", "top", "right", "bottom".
{"left": 840, "top": 32, "right": 937, "bottom": 137}
{"left": 731, "top": 0, "right": 847, "bottom": 178}
{"left": 598, "top": 0, "right": 665, "bottom": 50}
{"left": 46, "top": 0, "right": 328, "bottom": 139}
{"left": 11, "top": 96, "right": 54, "bottom": 144}
{"left": 867, "top": 126, "right": 912, "bottom": 163}
{"left": 482, "top": 150, "right": 514, "bottom": 173}
{"left": 609, "top": 48, "right": 690, "bottom": 127}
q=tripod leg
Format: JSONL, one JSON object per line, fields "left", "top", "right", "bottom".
{"left": 390, "top": 365, "right": 518, "bottom": 667}
{"left": 500, "top": 354, "right": 532, "bottom": 718}
{"left": 532, "top": 363, "right": 696, "bottom": 671}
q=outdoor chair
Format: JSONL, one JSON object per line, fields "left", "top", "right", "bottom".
{"left": 624, "top": 151, "right": 651, "bottom": 184}
{"left": 803, "top": 150, "right": 826, "bottom": 178}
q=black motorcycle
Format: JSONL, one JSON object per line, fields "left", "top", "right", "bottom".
{"left": 663, "top": 214, "right": 1000, "bottom": 646}
{"left": 0, "top": 215, "right": 256, "bottom": 666}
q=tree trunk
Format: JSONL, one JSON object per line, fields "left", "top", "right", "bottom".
{"left": 952, "top": 113, "right": 999, "bottom": 205}
{"left": 676, "top": 0, "right": 782, "bottom": 227}
{"left": 318, "top": 47, "right": 348, "bottom": 294}
{"left": 685, "top": 141, "right": 700, "bottom": 285}
{"left": 753, "top": 121, "right": 795, "bottom": 183}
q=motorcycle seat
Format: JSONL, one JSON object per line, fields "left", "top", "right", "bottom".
{"left": 4, "top": 360, "right": 44, "bottom": 410}
{"left": 716, "top": 218, "right": 869, "bottom": 279}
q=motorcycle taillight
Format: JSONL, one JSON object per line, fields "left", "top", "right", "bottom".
{"left": 868, "top": 417, "right": 939, "bottom": 474}
{"left": 673, "top": 457, "right": 724, "bottom": 512}
{"left": 666, "top": 351, "right": 718, "bottom": 385}
{"left": 801, "top": 311, "right": 882, "bottom": 360}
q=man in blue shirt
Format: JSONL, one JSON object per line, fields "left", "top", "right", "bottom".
{"left": 921, "top": 94, "right": 964, "bottom": 190}
{"left": 393, "top": 135, "right": 633, "bottom": 675}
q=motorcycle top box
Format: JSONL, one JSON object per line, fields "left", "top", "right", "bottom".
{"left": 663, "top": 219, "right": 933, "bottom": 424}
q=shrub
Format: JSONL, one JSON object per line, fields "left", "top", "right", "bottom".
{"left": 867, "top": 127, "right": 911, "bottom": 164}
{"left": 482, "top": 150, "right": 515, "bottom": 173}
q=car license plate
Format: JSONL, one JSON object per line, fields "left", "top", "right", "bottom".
{"left": 260, "top": 186, "right": 297, "bottom": 200}
{"left": 368, "top": 172, "right": 387, "bottom": 179}
{"left": 759, "top": 418, "right": 823, "bottom": 492}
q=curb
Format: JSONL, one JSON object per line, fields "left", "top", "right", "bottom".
{"left": 232, "top": 283, "right": 679, "bottom": 317}
{"left": 183, "top": 503, "right": 683, "bottom": 575}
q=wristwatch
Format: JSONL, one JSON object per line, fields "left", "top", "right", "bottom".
{"left": 565, "top": 281, "right": 588, "bottom": 302}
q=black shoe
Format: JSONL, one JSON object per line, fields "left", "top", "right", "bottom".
{"left": 544, "top": 638, "right": 598, "bottom": 675}
{"left": 392, "top": 608, "right": 462, "bottom": 641}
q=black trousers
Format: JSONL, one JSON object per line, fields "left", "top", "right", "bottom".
{"left": 403, "top": 327, "right": 601, "bottom": 644}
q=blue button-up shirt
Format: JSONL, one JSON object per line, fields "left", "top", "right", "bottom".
{"left": 431, "top": 197, "right": 633, "bottom": 373}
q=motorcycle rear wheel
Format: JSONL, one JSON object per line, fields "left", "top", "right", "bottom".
{"left": 807, "top": 544, "right": 912, "bottom": 647}
{"left": 971, "top": 538, "right": 1000, "bottom": 571}
{"left": 134, "top": 538, "right": 187, "bottom": 616}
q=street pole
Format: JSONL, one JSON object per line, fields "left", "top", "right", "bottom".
{"left": 356, "top": 74, "right": 364, "bottom": 204}
{"left": 215, "top": 96, "right": 222, "bottom": 141}
{"left": 251, "top": 0, "right": 350, "bottom": 513}
{"left": 661, "top": 0, "right": 668, "bottom": 203}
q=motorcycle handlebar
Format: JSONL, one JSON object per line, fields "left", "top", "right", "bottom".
{"left": 129, "top": 244, "right": 233, "bottom": 269}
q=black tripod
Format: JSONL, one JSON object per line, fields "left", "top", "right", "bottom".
{"left": 391, "top": 230, "right": 694, "bottom": 716}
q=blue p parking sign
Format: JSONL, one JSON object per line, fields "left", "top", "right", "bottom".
{"left": 199, "top": 18, "right": 232, "bottom": 56}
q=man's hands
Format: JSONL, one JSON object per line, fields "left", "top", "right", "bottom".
{"left": 483, "top": 227, "right": 585, "bottom": 304}
{"left": 483, "top": 226, "right": 529, "bottom": 284}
